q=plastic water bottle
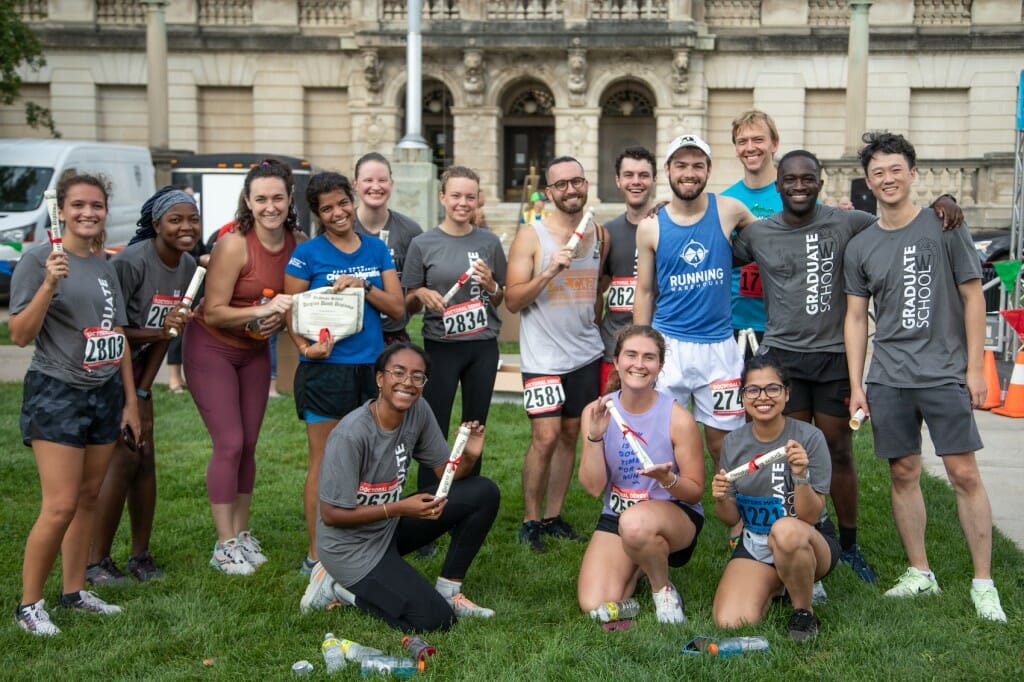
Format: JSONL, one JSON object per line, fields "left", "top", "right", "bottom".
{"left": 340, "top": 638, "right": 384, "bottom": 662}
{"left": 321, "top": 633, "right": 347, "bottom": 673}
{"left": 245, "top": 288, "right": 275, "bottom": 339}
{"left": 589, "top": 598, "right": 641, "bottom": 623}
{"left": 360, "top": 655, "right": 417, "bottom": 677}
{"left": 709, "top": 636, "right": 770, "bottom": 657}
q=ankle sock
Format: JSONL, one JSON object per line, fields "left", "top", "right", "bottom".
{"left": 435, "top": 576, "right": 461, "bottom": 599}
{"left": 972, "top": 578, "right": 994, "bottom": 590}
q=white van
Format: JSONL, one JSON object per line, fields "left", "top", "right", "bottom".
{"left": 0, "top": 139, "right": 156, "bottom": 264}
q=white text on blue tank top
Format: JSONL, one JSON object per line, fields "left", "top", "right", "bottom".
{"left": 902, "top": 241, "right": 935, "bottom": 329}
{"left": 669, "top": 239, "right": 724, "bottom": 291}
{"left": 326, "top": 266, "right": 381, "bottom": 282}
{"left": 99, "top": 277, "right": 117, "bottom": 329}
{"left": 804, "top": 233, "right": 836, "bottom": 315}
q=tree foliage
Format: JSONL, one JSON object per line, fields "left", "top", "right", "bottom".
{"left": 0, "top": 3, "right": 59, "bottom": 137}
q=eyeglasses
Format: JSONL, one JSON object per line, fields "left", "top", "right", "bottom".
{"left": 548, "top": 177, "right": 587, "bottom": 192}
{"left": 383, "top": 367, "right": 428, "bottom": 387}
{"left": 741, "top": 383, "right": 785, "bottom": 400}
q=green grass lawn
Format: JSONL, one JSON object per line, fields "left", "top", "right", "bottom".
{"left": 0, "top": 383, "right": 1022, "bottom": 680}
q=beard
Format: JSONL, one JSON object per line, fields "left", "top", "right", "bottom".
{"left": 668, "top": 175, "right": 708, "bottom": 202}
{"left": 551, "top": 191, "right": 587, "bottom": 215}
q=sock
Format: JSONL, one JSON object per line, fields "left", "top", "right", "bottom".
{"left": 917, "top": 568, "right": 935, "bottom": 580}
{"left": 60, "top": 591, "right": 83, "bottom": 606}
{"left": 435, "top": 576, "right": 461, "bottom": 599}
{"left": 838, "top": 526, "right": 857, "bottom": 551}
{"left": 972, "top": 578, "right": 995, "bottom": 590}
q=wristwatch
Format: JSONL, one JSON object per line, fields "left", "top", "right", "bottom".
{"left": 136, "top": 388, "right": 151, "bottom": 400}
{"left": 793, "top": 475, "right": 810, "bottom": 486}
{"left": 363, "top": 279, "right": 373, "bottom": 292}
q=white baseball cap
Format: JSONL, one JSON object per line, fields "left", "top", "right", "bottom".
{"left": 664, "top": 134, "right": 712, "bottom": 164}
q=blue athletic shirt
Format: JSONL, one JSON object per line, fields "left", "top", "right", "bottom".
{"left": 721, "top": 181, "right": 782, "bottom": 333}
{"left": 652, "top": 195, "right": 733, "bottom": 343}
{"left": 286, "top": 233, "right": 395, "bottom": 365}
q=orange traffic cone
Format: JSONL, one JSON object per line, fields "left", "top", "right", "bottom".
{"left": 992, "top": 352, "right": 1024, "bottom": 418}
{"left": 980, "top": 350, "right": 1003, "bottom": 410}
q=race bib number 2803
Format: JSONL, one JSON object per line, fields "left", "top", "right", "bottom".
{"left": 523, "top": 376, "right": 565, "bottom": 416}
{"left": 82, "top": 328, "right": 126, "bottom": 370}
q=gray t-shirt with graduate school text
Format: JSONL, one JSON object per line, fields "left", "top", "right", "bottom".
{"left": 733, "top": 205, "right": 875, "bottom": 353}
{"left": 844, "top": 210, "right": 981, "bottom": 388}
{"left": 10, "top": 243, "right": 128, "bottom": 389}
{"left": 112, "top": 240, "right": 197, "bottom": 359}
{"left": 402, "top": 226, "right": 507, "bottom": 343}
{"left": 317, "top": 399, "right": 450, "bottom": 586}
{"left": 355, "top": 210, "right": 423, "bottom": 334}
{"left": 600, "top": 213, "right": 638, "bottom": 362}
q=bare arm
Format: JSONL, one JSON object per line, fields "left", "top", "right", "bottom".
{"left": 9, "top": 251, "right": 66, "bottom": 346}
{"left": 717, "top": 195, "right": 757, "bottom": 240}
{"left": 372, "top": 269, "right": 406, "bottom": 321}
{"left": 504, "top": 227, "right": 571, "bottom": 313}
{"left": 632, "top": 217, "right": 658, "bottom": 325}
{"left": 663, "top": 403, "right": 705, "bottom": 505}
{"left": 844, "top": 294, "right": 871, "bottom": 418}
{"left": 202, "top": 232, "right": 291, "bottom": 328}
{"left": 959, "top": 279, "right": 987, "bottom": 407}
{"left": 578, "top": 399, "right": 610, "bottom": 497}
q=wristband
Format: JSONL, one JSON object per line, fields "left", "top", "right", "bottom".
{"left": 586, "top": 433, "right": 604, "bottom": 443}
{"left": 793, "top": 475, "right": 810, "bottom": 486}
{"left": 659, "top": 472, "right": 680, "bottom": 489}
{"left": 136, "top": 388, "right": 151, "bottom": 400}
{"left": 489, "top": 282, "right": 500, "bottom": 296}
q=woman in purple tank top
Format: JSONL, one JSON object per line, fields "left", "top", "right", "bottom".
{"left": 577, "top": 325, "right": 706, "bottom": 624}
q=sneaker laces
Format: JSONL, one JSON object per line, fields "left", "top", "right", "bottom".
{"left": 972, "top": 585, "right": 1006, "bottom": 622}
{"left": 78, "top": 590, "right": 123, "bottom": 614}
{"left": 449, "top": 593, "right": 495, "bottom": 618}
{"left": 653, "top": 586, "right": 686, "bottom": 623}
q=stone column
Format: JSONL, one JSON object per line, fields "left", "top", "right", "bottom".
{"left": 143, "top": 0, "right": 170, "bottom": 149}
{"left": 844, "top": 1, "right": 872, "bottom": 155}
{"left": 452, "top": 106, "right": 501, "bottom": 202}
{"left": 553, "top": 108, "right": 601, "bottom": 184}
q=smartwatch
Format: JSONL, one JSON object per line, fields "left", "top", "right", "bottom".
{"left": 136, "top": 388, "right": 152, "bottom": 400}
{"left": 363, "top": 279, "right": 373, "bottom": 292}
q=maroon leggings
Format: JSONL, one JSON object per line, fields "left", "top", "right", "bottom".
{"left": 183, "top": 320, "right": 270, "bottom": 504}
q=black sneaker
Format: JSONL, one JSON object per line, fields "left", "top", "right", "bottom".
{"left": 541, "top": 515, "right": 584, "bottom": 542}
{"left": 788, "top": 608, "right": 819, "bottom": 642}
{"left": 518, "top": 521, "right": 545, "bottom": 553}
{"left": 85, "top": 556, "right": 128, "bottom": 586}
{"left": 839, "top": 544, "right": 877, "bottom": 584}
{"left": 126, "top": 551, "right": 165, "bottom": 582}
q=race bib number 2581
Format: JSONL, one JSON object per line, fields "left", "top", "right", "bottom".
{"left": 523, "top": 376, "right": 565, "bottom": 415}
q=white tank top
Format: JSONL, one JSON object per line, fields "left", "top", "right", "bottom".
{"left": 520, "top": 221, "right": 603, "bottom": 374}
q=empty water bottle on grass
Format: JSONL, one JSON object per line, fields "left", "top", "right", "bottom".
{"left": 360, "top": 655, "right": 418, "bottom": 677}
{"left": 589, "top": 598, "right": 640, "bottom": 622}
{"left": 682, "top": 635, "right": 769, "bottom": 657}
{"left": 322, "top": 633, "right": 347, "bottom": 673}
{"left": 341, "top": 638, "right": 384, "bottom": 662}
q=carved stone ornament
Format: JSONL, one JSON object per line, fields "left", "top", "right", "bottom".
{"left": 464, "top": 49, "right": 485, "bottom": 107}
{"left": 363, "top": 49, "right": 383, "bottom": 94}
{"left": 568, "top": 48, "right": 587, "bottom": 106}
{"left": 673, "top": 49, "right": 689, "bottom": 95}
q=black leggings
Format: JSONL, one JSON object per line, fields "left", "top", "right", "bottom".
{"left": 418, "top": 338, "right": 499, "bottom": 488}
{"left": 347, "top": 476, "right": 501, "bottom": 632}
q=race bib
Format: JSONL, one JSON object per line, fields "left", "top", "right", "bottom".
{"left": 608, "top": 484, "right": 649, "bottom": 515}
{"left": 82, "top": 328, "right": 126, "bottom": 370}
{"left": 741, "top": 527, "right": 775, "bottom": 564}
{"left": 736, "top": 493, "right": 786, "bottom": 535}
{"left": 442, "top": 299, "right": 487, "bottom": 338}
{"left": 710, "top": 378, "right": 744, "bottom": 417}
{"left": 523, "top": 376, "right": 565, "bottom": 416}
{"left": 739, "top": 263, "right": 763, "bottom": 298}
{"left": 356, "top": 478, "right": 402, "bottom": 506}
{"left": 145, "top": 294, "right": 178, "bottom": 329}
{"left": 606, "top": 277, "right": 636, "bottom": 313}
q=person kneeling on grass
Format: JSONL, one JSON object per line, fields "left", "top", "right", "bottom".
{"left": 711, "top": 355, "right": 840, "bottom": 642}
{"left": 300, "top": 343, "right": 500, "bottom": 632}
{"left": 577, "top": 325, "right": 705, "bottom": 624}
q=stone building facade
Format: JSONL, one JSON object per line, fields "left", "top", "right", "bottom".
{"left": 4, "top": 0, "right": 1022, "bottom": 228}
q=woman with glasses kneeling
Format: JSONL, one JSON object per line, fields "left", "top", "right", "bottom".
{"left": 300, "top": 343, "right": 500, "bottom": 632}
{"left": 711, "top": 354, "right": 840, "bottom": 642}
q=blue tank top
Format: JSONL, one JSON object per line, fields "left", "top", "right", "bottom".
{"left": 652, "top": 195, "right": 733, "bottom": 342}
{"left": 601, "top": 391, "right": 703, "bottom": 518}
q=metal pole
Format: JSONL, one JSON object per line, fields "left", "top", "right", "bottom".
{"left": 844, "top": 1, "right": 872, "bottom": 155}
{"left": 142, "top": 0, "right": 170, "bottom": 150}
{"left": 397, "top": 0, "right": 428, "bottom": 148}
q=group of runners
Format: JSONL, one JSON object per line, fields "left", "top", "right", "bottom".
{"left": 11, "top": 111, "right": 1007, "bottom": 639}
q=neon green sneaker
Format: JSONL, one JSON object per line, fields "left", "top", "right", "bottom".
{"left": 884, "top": 567, "right": 941, "bottom": 598}
{"left": 970, "top": 584, "right": 1007, "bottom": 622}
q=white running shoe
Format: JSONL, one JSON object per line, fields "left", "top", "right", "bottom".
{"left": 14, "top": 599, "right": 60, "bottom": 636}
{"left": 236, "top": 530, "right": 268, "bottom": 568}
{"left": 210, "top": 539, "right": 255, "bottom": 576}
{"left": 61, "top": 590, "right": 123, "bottom": 615}
{"left": 652, "top": 584, "right": 686, "bottom": 624}
{"left": 885, "top": 567, "right": 941, "bottom": 598}
{"left": 971, "top": 584, "right": 1007, "bottom": 622}
{"left": 300, "top": 562, "right": 341, "bottom": 614}
{"left": 448, "top": 593, "right": 495, "bottom": 619}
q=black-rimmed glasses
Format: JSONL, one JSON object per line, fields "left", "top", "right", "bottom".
{"left": 548, "top": 177, "right": 587, "bottom": 192}
{"left": 741, "top": 383, "right": 785, "bottom": 400}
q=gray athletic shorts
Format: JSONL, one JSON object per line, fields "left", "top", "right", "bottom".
{"left": 866, "top": 382, "right": 983, "bottom": 458}
{"left": 20, "top": 370, "right": 124, "bottom": 447}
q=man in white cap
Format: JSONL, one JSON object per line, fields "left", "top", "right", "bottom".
{"left": 634, "top": 134, "right": 755, "bottom": 471}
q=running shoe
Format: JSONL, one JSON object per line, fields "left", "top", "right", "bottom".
{"left": 210, "top": 539, "right": 254, "bottom": 576}
{"left": 788, "top": 608, "right": 819, "bottom": 641}
{"left": 812, "top": 581, "right": 828, "bottom": 605}
{"left": 14, "top": 600, "right": 60, "bottom": 636}
{"left": 299, "top": 556, "right": 316, "bottom": 577}
{"left": 840, "top": 544, "right": 877, "bottom": 584}
{"left": 300, "top": 561, "right": 342, "bottom": 614}
{"left": 652, "top": 584, "right": 686, "bottom": 624}
{"left": 518, "top": 521, "right": 545, "bottom": 553}
{"left": 236, "top": 530, "right": 268, "bottom": 568}
{"left": 59, "top": 590, "right": 123, "bottom": 614}
{"left": 85, "top": 556, "right": 128, "bottom": 586}
{"left": 884, "top": 567, "right": 941, "bottom": 598}
{"left": 126, "top": 551, "right": 164, "bottom": 582}
{"left": 448, "top": 593, "right": 495, "bottom": 619}
{"left": 970, "top": 584, "right": 1007, "bottom": 622}
{"left": 541, "top": 515, "right": 584, "bottom": 542}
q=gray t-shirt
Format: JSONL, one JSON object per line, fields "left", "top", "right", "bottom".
{"left": 112, "top": 240, "right": 197, "bottom": 359}
{"left": 733, "top": 205, "right": 875, "bottom": 353}
{"left": 720, "top": 418, "right": 831, "bottom": 537}
{"left": 317, "top": 399, "right": 450, "bottom": 586}
{"left": 10, "top": 243, "right": 129, "bottom": 389}
{"left": 599, "top": 214, "right": 637, "bottom": 362}
{"left": 402, "top": 226, "right": 507, "bottom": 343}
{"left": 355, "top": 210, "right": 423, "bottom": 334}
{"left": 844, "top": 210, "right": 981, "bottom": 388}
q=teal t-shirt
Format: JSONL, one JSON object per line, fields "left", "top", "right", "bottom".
{"left": 722, "top": 180, "right": 782, "bottom": 332}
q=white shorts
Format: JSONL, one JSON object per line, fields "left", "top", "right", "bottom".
{"left": 658, "top": 337, "right": 744, "bottom": 431}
